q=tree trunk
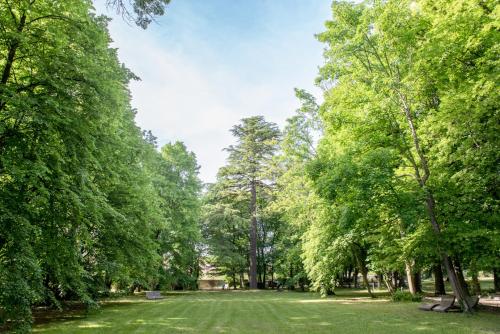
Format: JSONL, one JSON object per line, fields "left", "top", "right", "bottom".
{"left": 353, "top": 244, "right": 373, "bottom": 297}
{"left": 470, "top": 272, "right": 481, "bottom": 296}
{"left": 353, "top": 268, "right": 359, "bottom": 288}
{"left": 398, "top": 91, "right": 473, "bottom": 312}
{"left": 271, "top": 265, "right": 274, "bottom": 289}
{"left": 413, "top": 271, "right": 422, "bottom": 293}
{"left": 1, "top": 13, "right": 26, "bottom": 86}
{"left": 405, "top": 261, "right": 416, "bottom": 295}
{"left": 433, "top": 264, "right": 446, "bottom": 295}
{"left": 383, "top": 272, "right": 396, "bottom": 294}
{"left": 249, "top": 181, "right": 258, "bottom": 289}
{"left": 493, "top": 268, "right": 500, "bottom": 293}
{"left": 454, "top": 258, "right": 469, "bottom": 294}
{"left": 261, "top": 248, "right": 266, "bottom": 289}
{"left": 360, "top": 266, "right": 373, "bottom": 297}
{"left": 392, "top": 271, "right": 399, "bottom": 289}
{"left": 378, "top": 273, "right": 384, "bottom": 290}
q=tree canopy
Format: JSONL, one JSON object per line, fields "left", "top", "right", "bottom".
{"left": 1, "top": 0, "right": 498, "bottom": 331}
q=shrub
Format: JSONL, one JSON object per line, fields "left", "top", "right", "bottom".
{"left": 391, "top": 291, "right": 423, "bottom": 302}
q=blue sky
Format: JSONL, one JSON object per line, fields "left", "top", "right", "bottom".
{"left": 93, "top": 0, "right": 332, "bottom": 183}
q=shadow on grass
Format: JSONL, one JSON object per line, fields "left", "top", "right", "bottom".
{"left": 32, "top": 289, "right": 500, "bottom": 333}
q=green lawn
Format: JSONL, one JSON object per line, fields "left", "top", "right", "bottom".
{"left": 32, "top": 290, "right": 500, "bottom": 334}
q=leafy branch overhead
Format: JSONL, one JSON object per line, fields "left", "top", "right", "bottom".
{"left": 106, "top": 0, "right": 171, "bottom": 28}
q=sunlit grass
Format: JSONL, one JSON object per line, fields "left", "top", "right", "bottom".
{"left": 32, "top": 290, "right": 500, "bottom": 334}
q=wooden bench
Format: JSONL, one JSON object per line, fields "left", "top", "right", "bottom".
{"left": 432, "top": 295, "right": 456, "bottom": 312}
{"left": 146, "top": 291, "right": 164, "bottom": 300}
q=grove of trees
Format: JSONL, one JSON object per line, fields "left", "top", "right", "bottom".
{"left": 201, "top": 0, "right": 499, "bottom": 313}
{"left": 1, "top": 0, "right": 498, "bottom": 332}
{"left": 0, "top": 0, "right": 200, "bottom": 331}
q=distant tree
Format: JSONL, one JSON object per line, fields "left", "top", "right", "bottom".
{"left": 218, "top": 117, "right": 280, "bottom": 289}
{"left": 150, "top": 142, "right": 202, "bottom": 290}
{"left": 201, "top": 196, "right": 248, "bottom": 289}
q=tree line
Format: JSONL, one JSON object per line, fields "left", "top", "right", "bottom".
{"left": 201, "top": 0, "right": 499, "bottom": 313}
{"left": 0, "top": 1, "right": 200, "bottom": 331}
{"left": 1, "top": 0, "right": 498, "bottom": 331}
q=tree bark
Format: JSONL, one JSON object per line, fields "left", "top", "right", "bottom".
{"left": 405, "top": 261, "right": 417, "bottom": 295}
{"left": 383, "top": 272, "right": 396, "bottom": 294}
{"left": 454, "top": 258, "right": 469, "bottom": 294}
{"left": 413, "top": 271, "right": 422, "bottom": 293}
{"left": 271, "top": 265, "right": 274, "bottom": 288}
{"left": 352, "top": 244, "right": 374, "bottom": 297}
{"left": 260, "top": 246, "right": 266, "bottom": 288}
{"left": 434, "top": 264, "right": 446, "bottom": 295}
{"left": 493, "top": 268, "right": 500, "bottom": 293}
{"left": 360, "top": 266, "right": 373, "bottom": 297}
{"left": 249, "top": 181, "right": 258, "bottom": 289}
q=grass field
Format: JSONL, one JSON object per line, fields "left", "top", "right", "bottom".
{"left": 31, "top": 290, "right": 500, "bottom": 334}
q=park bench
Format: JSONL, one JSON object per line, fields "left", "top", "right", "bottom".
{"left": 419, "top": 295, "right": 452, "bottom": 311}
{"left": 431, "top": 295, "right": 456, "bottom": 312}
{"left": 420, "top": 295, "right": 480, "bottom": 312}
{"left": 146, "top": 291, "right": 164, "bottom": 300}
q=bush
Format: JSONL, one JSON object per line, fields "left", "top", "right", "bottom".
{"left": 391, "top": 291, "right": 423, "bottom": 302}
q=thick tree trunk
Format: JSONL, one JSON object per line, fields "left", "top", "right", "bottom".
{"left": 405, "top": 261, "right": 417, "bottom": 295}
{"left": 434, "top": 264, "right": 446, "bottom": 295}
{"left": 249, "top": 181, "right": 258, "bottom": 289}
{"left": 353, "top": 268, "right": 359, "bottom": 288}
{"left": 392, "top": 271, "right": 399, "bottom": 289}
{"left": 493, "top": 268, "right": 500, "bottom": 293}
{"left": 442, "top": 254, "right": 472, "bottom": 308}
{"left": 413, "top": 271, "right": 422, "bottom": 293}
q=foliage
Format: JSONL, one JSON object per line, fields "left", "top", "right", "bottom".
{"left": 0, "top": 1, "right": 200, "bottom": 331}
{"left": 105, "top": 0, "right": 172, "bottom": 28}
{"left": 303, "top": 0, "right": 499, "bottom": 307}
{"left": 390, "top": 291, "right": 423, "bottom": 302}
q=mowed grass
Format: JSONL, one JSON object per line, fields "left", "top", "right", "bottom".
{"left": 33, "top": 290, "right": 500, "bottom": 334}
